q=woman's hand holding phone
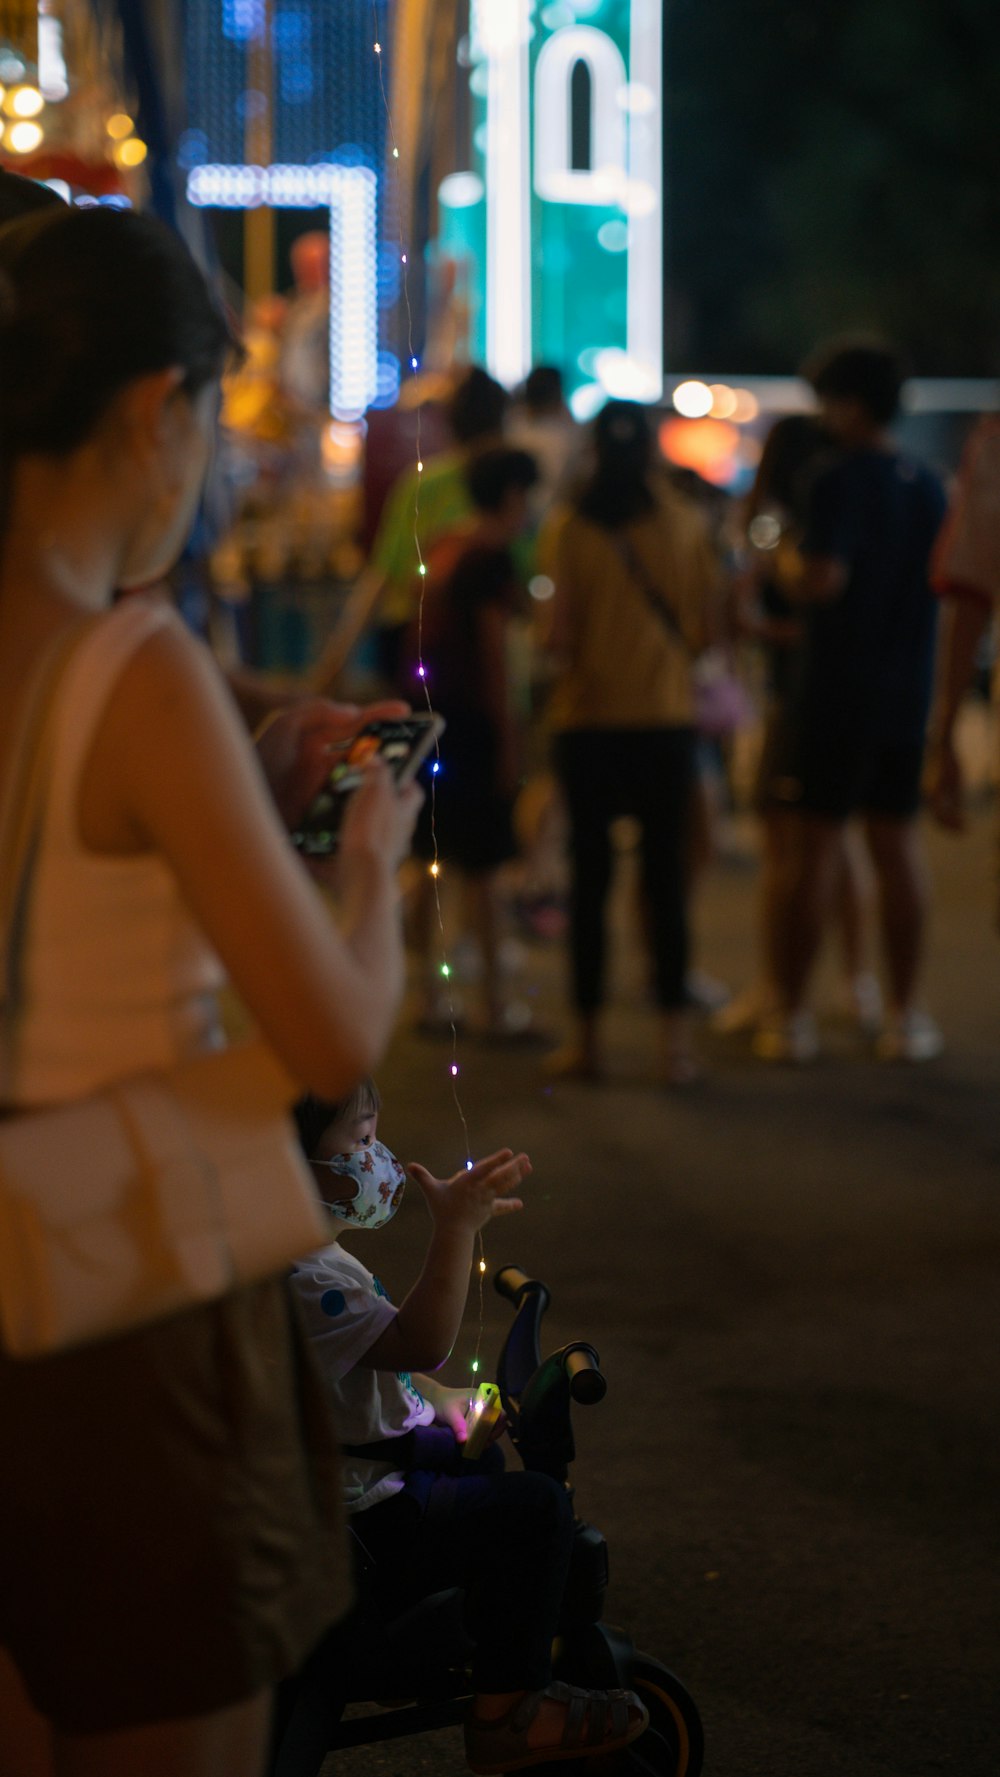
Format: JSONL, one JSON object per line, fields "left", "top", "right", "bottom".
{"left": 336, "top": 757, "right": 423, "bottom": 877}
{"left": 290, "top": 714, "right": 443, "bottom": 863}
{"left": 254, "top": 697, "right": 410, "bottom": 830}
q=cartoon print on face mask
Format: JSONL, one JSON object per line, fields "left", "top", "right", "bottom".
{"left": 316, "top": 1139, "right": 406, "bottom": 1229}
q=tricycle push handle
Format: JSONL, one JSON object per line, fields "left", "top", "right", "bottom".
{"left": 494, "top": 1266, "right": 550, "bottom": 1312}
{"left": 564, "top": 1343, "right": 606, "bottom": 1405}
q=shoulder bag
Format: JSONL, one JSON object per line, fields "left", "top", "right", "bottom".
{"left": 0, "top": 621, "right": 330, "bottom": 1359}
{"left": 613, "top": 532, "right": 754, "bottom": 738}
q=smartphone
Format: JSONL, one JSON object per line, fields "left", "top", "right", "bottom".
{"left": 291, "top": 713, "right": 445, "bottom": 858}
{"left": 462, "top": 1382, "right": 503, "bottom": 1461}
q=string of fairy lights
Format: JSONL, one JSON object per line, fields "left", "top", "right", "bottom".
{"left": 371, "top": 5, "right": 489, "bottom": 1379}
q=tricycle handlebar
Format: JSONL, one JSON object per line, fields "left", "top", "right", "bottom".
{"left": 494, "top": 1266, "right": 550, "bottom": 1311}
{"left": 564, "top": 1343, "right": 606, "bottom": 1405}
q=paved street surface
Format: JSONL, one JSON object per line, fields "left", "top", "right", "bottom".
{"left": 320, "top": 811, "right": 999, "bottom": 1777}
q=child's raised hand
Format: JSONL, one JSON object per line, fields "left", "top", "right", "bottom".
{"left": 408, "top": 1148, "right": 530, "bottom": 1233}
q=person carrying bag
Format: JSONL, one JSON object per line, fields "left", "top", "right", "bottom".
{"left": 0, "top": 202, "right": 420, "bottom": 1777}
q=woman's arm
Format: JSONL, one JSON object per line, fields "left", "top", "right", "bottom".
{"left": 79, "top": 613, "right": 417, "bottom": 1096}
{"left": 925, "top": 592, "right": 993, "bottom": 830}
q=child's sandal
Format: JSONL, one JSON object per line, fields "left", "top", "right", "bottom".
{"left": 464, "top": 1680, "right": 648, "bottom": 1774}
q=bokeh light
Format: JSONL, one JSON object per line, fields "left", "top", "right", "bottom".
{"left": 672, "top": 380, "right": 713, "bottom": 418}
{"left": 5, "top": 84, "right": 44, "bottom": 119}
{"left": 5, "top": 120, "right": 44, "bottom": 154}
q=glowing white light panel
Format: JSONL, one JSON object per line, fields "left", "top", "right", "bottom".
{"left": 188, "top": 162, "right": 378, "bottom": 421}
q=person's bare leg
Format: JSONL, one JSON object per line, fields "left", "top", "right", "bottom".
{"left": 54, "top": 1691, "right": 271, "bottom": 1777}
{"left": 773, "top": 814, "right": 847, "bottom": 1012}
{"left": 462, "top": 870, "right": 503, "bottom": 1028}
{"left": 715, "top": 806, "right": 788, "bottom": 1034}
{"left": 542, "top": 1011, "right": 603, "bottom": 1079}
{"left": 834, "top": 824, "right": 875, "bottom": 982}
{"left": 759, "top": 806, "right": 797, "bottom": 1010}
{"left": 0, "top": 1647, "right": 52, "bottom": 1777}
{"left": 863, "top": 815, "right": 930, "bottom": 1013}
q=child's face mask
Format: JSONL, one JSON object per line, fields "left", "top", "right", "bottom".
{"left": 314, "top": 1140, "right": 406, "bottom": 1229}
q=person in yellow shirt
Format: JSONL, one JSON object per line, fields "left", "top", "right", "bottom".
{"left": 543, "top": 402, "right": 719, "bottom": 1086}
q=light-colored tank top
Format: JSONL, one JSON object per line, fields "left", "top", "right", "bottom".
{"left": 4, "top": 597, "right": 225, "bottom": 1107}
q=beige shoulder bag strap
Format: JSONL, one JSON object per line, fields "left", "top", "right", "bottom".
{"left": 0, "top": 619, "right": 99, "bottom": 1091}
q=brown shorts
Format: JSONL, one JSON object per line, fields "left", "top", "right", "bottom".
{"left": 0, "top": 1278, "right": 350, "bottom": 1733}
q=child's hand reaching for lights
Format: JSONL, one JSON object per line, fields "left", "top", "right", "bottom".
{"left": 408, "top": 1148, "right": 530, "bottom": 1235}
{"left": 359, "top": 1150, "right": 530, "bottom": 1375}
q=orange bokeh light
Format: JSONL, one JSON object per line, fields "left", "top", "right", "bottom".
{"left": 658, "top": 416, "right": 742, "bottom": 487}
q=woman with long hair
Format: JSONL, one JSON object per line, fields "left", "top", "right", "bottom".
{"left": 544, "top": 401, "right": 718, "bottom": 1085}
{"left": 0, "top": 206, "right": 419, "bottom": 1777}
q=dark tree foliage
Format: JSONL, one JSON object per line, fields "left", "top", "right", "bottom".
{"left": 665, "top": 0, "right": 1000, "bottom": 374}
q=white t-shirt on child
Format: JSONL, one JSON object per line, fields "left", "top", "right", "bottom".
{"left": 291, "top": 1242, "right": 435, "bottom": 1513}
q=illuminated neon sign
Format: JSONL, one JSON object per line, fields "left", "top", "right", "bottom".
{"left": 445, "top": 0, "right": 663, "bottom": 408}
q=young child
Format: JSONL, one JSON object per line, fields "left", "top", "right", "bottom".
{"left": 290, "top": 1079, "right": 648, "bottom": 1775}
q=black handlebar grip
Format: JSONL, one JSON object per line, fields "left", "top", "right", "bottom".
{"left": 565, "top": 1345, "right": 606, "bottom": 1405}
{"left": 494, "top": 1265, "right": 541, "bottom": 1304}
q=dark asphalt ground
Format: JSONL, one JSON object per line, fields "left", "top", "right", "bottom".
{"left": 320, "top": 811, "right": 999, "bottom": 1777}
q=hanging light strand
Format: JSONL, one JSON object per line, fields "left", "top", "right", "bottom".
{"left": 370, "top": 4, "right": 486, "bottom": 1362}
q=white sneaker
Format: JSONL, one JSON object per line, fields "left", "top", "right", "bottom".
{"left": 839, "top": 972, "right": 884, "bottom": 1035}
{"left": 752, "top": 1010, "right": 819, "bottom": 1064}
{"left": 686, "top": 969, "right": 731, "bottom": 1013}
{"left": 876, "top": 1009, "right": 944, "bottom": 1063}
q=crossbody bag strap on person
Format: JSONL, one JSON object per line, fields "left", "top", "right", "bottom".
{"left": 0, "top": 616, "right": 329, "bottom": 1360}
{"left": 0, "top": 618, "right": 103, "bottom": 1087}
{"left": 611, "top": 531, "right": 695, "bottom": 656}
{"left": 612, "top": 532, "right": 753, "bottom": 738}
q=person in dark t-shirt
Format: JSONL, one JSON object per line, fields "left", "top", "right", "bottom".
{"left": 408, "top": 446, "right": 539, "bottom": 1036}
{"left": 755, "top": 340, "right": 947, "bottom": 1065}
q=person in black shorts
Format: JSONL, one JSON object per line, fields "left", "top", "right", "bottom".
{"left": 718, "top": 414, "right": 884, "bottom": 1041}
{"left": 409, "top": 446, "right": 539, "bottom": 1035}
{"left": 754, "top": 340, "right": 948, "bottom": 1063}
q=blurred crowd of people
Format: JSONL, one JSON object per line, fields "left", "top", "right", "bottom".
{"left": 209, "top": 324, "right": 997, "bottom": 1082}
{"left": 2, "top": 161, "right": 999, "bottom": 1777}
